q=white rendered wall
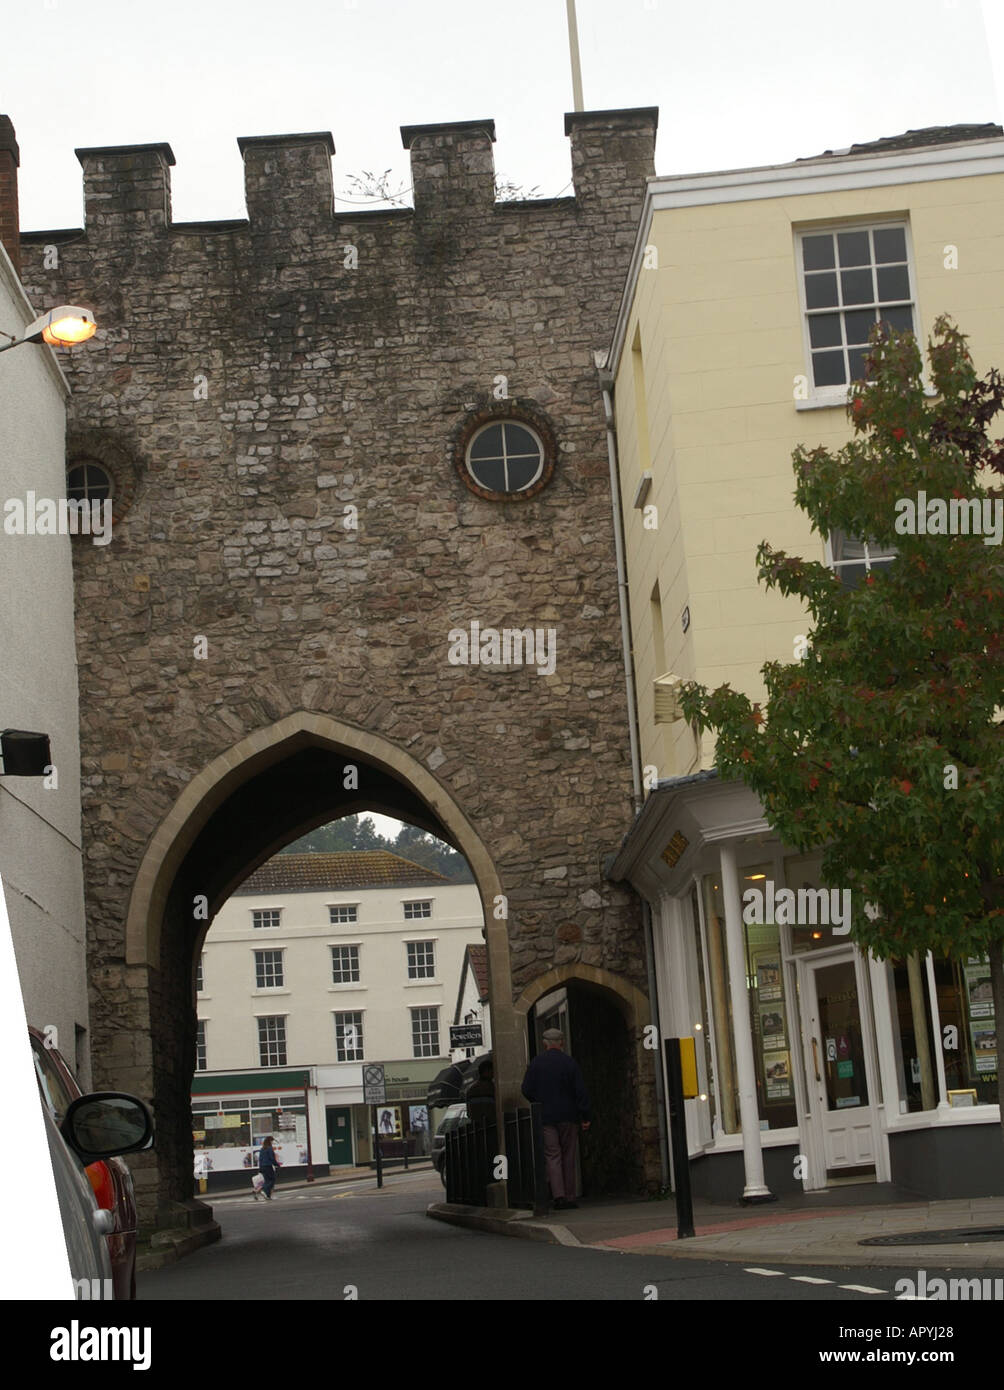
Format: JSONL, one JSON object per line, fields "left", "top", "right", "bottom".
{"left": 0, "top": 244, "right": 90, "bottom": 1083}
{"left": 198, "top": 879, "right": 484, "bottom": 1072}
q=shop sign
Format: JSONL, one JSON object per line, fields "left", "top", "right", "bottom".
{"left": 660, "top": 831, "right": 689, "bottom": 869}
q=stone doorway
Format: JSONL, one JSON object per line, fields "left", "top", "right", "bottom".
{"left": 519, "top": 967, "right": 655, "bottom": 1200}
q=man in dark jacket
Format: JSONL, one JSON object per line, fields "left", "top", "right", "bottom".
{"left": 520, "top": 1028, "right": 591, "bottom": 1210}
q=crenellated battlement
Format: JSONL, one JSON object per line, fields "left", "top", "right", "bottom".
{"left": 21, "top": 108, "right": 656, "bottom": 247}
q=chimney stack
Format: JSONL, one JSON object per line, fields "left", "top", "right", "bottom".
{"left": 0, "top": 115, "right": 21, "bottom": 276}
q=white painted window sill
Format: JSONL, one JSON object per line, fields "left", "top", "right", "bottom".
{"left": 796, "top": 386, "right": 938, "bottom": 411}
{"left": 885, "top": 1104, "right": 1000, "bottom": 1131}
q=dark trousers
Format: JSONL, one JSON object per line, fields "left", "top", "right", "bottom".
{"left": 541, "top": 1122, "right": 578, "bottom": 1200}
{"left": 261, "top": 1165, "right": 277, "bottom": 1197}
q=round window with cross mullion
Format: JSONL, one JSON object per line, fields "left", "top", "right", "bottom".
{"left": 66, "top": 460, "right": 113, "bottom": 504}
{"left": 465, "top": 421, "right": 545, "bottom": 495}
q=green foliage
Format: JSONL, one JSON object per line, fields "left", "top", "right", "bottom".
{"left": 679, "top": 317, "right": 1004, "bottom": 961}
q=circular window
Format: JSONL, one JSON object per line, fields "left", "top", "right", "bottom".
{"left": 466, "top": 421, "right": 545, "bottom": 495}
{"left": 454, "top": 404, "right": 558, "bottom": 501}
{"left": 67, "top": 460, "right": 113, "bottom": 504}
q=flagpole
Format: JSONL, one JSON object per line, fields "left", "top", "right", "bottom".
{"left": 566, "top": 0, "right": 584, "bottom": 111}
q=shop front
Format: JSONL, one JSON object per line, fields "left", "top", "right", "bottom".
{"left": 191, "top": 1070, "right": 315, "bottom": 1192}
{"left": 609, "top": 773, "right": 1002, "bottom": 1202}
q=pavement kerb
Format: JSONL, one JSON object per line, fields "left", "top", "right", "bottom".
{"left": 205, "top": 1163, "right": 436, "bottom": 1201}
{"left": 595, "top": 1237, "right": 1004, "bottom": 1270}
{"left": 427, "top": 1203, "right": 1004, "bottom": 1269}
{"left": 427, "top": 1202, "right": 581, "bottom": 1246}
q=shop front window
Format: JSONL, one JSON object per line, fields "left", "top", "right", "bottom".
{"left": 932, "top": 954, "right": 998, "bottom": 1104}
{"left": 192, "top": 1103, "right": 251, "bottom": 1151}
{"left": 742, "top": 863, "right": 798, "bottom": 1129}
{"left": 889, "top": 956, "right": 938, "bottom": 1112}
{"left": 699, "top": 875, "right": 739, "bottom": 1134}
{"left": 689, "top": 884, "right": 718, "bottom": 1134}
{"left": 700, "top": 865, "right": 798, "bottom": 1131}
{"left": 192, "top": 1095, "right": 308, "bottom": 1176}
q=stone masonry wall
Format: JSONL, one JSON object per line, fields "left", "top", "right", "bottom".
{"left": 20, "top": 109, "right": 659, "bottom": 1218}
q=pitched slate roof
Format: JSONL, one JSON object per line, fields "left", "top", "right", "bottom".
{"left": 234, "top": 851, "right": 449, "bottom": 895}
{"left": 804, "top": 123, "right": 1003, "bottom": 161}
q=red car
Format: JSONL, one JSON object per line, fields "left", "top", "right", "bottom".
{"left": 30, "top": 1026, "right": 140, "bottom": 1300}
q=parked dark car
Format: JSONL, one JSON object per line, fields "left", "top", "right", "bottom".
{"left": 431, "top": 1103, "right": 468, "bottom": 1186}
{"left": 30, "top": 1026, "right": 151, "bottom": 1299}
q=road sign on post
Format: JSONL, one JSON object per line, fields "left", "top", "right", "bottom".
{"left": 363, "top": 1066, "right": 387, "bottom": 1189}
{"left": 362, "top": 1063, "right": 386, "bottom": 1104}
{"left": 449, "top": 1024, "right": 483, "bottom": 1049}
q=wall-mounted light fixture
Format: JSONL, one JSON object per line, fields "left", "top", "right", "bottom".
{"left": 0, "top": 305, "right": 97, "bottom": 354}
{"left": 0, "top": 730, "right": 52, "bottom": 776}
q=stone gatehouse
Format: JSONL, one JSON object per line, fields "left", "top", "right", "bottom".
{"left": 19, "top": 108, "right": 660, "bottom": 1228}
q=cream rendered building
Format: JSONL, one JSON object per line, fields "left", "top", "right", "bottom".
{"left": 606, "top": 125, "right": 1004, "bottom": 1201}
{"left": 193, "top": 850, "right": 483, "bottom": 1188}
{"left": 0, "top": 118, "right": 91, "bottom": 1084}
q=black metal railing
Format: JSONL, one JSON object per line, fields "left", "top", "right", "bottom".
{"left": 444, "top": 1103, "right": 549, "bottom": 1215}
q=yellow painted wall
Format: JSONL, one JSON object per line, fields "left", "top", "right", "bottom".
{"left": 615, "top": 168, "right": 1004, "bottom": 783}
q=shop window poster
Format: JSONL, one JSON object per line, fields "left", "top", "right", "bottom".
{"left": 753, "top": 949, "right": 793, "bottom": 1101}
{"left": 756, "top": 958, "right": 783, "bottom": 1002}
{"left": 965, "top": 956, "right": 997, "bottom": 1077}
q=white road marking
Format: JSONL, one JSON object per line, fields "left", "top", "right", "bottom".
{"left": 746, "top": 1266, "right": 892, "bottom": 1297}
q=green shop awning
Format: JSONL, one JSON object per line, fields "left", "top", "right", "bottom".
{"left": 191, "top": 1069, "right": 310, "bottom": 1096}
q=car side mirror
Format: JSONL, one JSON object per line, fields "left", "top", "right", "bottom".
{"left": 60, "top": 1092, "right": 154, "bottom": 1165}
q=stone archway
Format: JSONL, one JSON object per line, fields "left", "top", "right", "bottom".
{"left": 516, "top": 965, "right": 659, "bottom": 1195}
{"left": 121, "top": 711, "right": 522, "bottom": 1227}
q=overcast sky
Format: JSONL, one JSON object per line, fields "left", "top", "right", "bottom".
{"left": 3, "top": 0, "right": 1002, "bottom": 230}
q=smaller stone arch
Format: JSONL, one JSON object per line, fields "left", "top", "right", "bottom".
{"left": 515, "top": 962, "right": 650, "bottom": 1028}
{"left": 515, "top": 963, "right": 657, "bottom": 1196}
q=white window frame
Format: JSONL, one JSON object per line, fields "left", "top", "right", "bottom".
{"left": 257, "top": 1015, "right": 287, "bottom": 1067}
{"left": 406, "top": 939, "right": 436, "bottom": 980}
{"left": 251, "top": 908, "right": 282, "bottom": 930}
{"left": 795, "top": 217, "right": 920, "bottom": 408}
{"left": 823, "top": 530, "right": 898, "bottom": 587}
{"left": 195, "top": 1018, "right": 207, "bottom": 1072}
{"left": 196, "top": 953, "right": 205, "bottom": 993}
{"left": 253, "top": 948, "right": 285, "bottom": 990}
{"left": 410, "top": 1005, "right": 441, "bottom": 1058}
{"left": 334, "top": 1010, "right": 365, "bottom": 1062}
{"left": 328, "top": 903, "right": 359, "bottom": 924}
{"left": 403, "top": 900, "right": 433, "bottom": 920}
{"left": 330, "top": 943, "right": 361, "bottom": 985}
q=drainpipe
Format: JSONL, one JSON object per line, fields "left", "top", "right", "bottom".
{"left": 600, "top": 372, "right": 642, "bottom": 816}
{"left": 600, "top": 369, "right": 670, "bottom": 1191}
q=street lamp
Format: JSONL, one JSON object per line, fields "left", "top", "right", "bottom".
{"left": 0, "top": 305, "right": 97, "bottom": 354}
